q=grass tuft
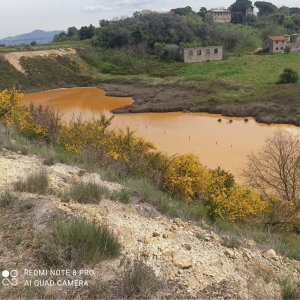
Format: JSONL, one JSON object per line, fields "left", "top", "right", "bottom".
{"left": 41, "top": 216, "right": 121, "bottom": 266}
{"left": 18, "top": 202, "right": 34, "bottom": 212}
{"left": 112, "top": 189, "right": 131, "bottom": 204}
{"left": 14, "top": 171, "right": 49, "bottom": 194}
{"left": 221, "top": 235, "right": 241, "bottom": 249}
{"left": 278, "top": 277, "right": 300, "bottom": 300}
{"left": 121, "top": 260, "right": 160, "bottom": 298}
{"left": 14, "top": 236, "right": 23, "bottom": 245}
{"left": 0, "top": 190, "right": 18, "bottom": 207}
{"left": 60, "top": 181, "right": 108, "bottom": 204}
{"left": 253, "top": 263, "right": 274, "bottom": 284}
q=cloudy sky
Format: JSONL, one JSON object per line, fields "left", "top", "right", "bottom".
{"left": 0, "top": 0, "right": 298, "bottom": 39}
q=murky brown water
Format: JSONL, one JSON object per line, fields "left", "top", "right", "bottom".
{"left": 22, "top": 87, "right": 300, "bottom": 178}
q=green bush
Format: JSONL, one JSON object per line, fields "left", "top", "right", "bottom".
{"left": 221, "top": 236, "right": 241, "bottom": 249}
{"left": 112, "top": 189, "right": 131, "bottom": 204}
{"left": 278, "top": 68, "right": 299, "bottom": 84}
{"left": 122, "top": 261, "right": 160, "bottom": 298}
{"left": 284, "top": 46, "right": 291, "bottom": 54}
{"left": 61, "top": 181, "right": 107, "bottom": 204}
{"left": 100, "top": 62, "right": 120, "bottom": 74}
{"left": 14, "top": 172, "right": 49, "bottom": 194}
{"left": 41, "top": 217, "right": 121, "bottom": 266}
{"left": 278, "top": 277, "right": 300, "bottom": 299}
{"left": 0, "top": 190, "right": 18, "bottom": 207}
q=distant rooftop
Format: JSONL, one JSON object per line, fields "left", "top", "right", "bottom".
{"left": 267, "top": 36, "right": 288, "bottom": 41}
{"left": 158, "top": 11, "right": 175, "bottom": 15}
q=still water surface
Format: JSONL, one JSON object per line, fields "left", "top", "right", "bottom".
{"left": 22, "top": 87, "right": 300, "bottom": 178}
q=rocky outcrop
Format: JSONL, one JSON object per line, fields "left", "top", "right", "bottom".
{"left": 1, "top": 148, "right": 300, "bottom": 299}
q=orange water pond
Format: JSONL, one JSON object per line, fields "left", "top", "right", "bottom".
{"left": 22, "top": 87, "right": 300, "bottom": 178}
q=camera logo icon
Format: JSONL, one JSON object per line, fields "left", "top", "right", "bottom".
{"left": 2, "top": 270, "right": 18, "bottom": 286}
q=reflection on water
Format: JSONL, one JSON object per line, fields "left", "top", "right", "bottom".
{"left": 22, "top": 87, "right": 300, "bottom": 179}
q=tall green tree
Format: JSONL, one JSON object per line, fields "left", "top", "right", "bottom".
{"left": 290, "top": 7, "right": 300, "bottom": 15}
{"left": 79, "top": 24, "right": 96, "bottom": 40}
{"left": 254, "top": 1, "right": 278, "bottom": 16}
{"left": 198, "top": 7, "right": 207, "bottom": 18}
{"left": 171, "top": 6, "right": 194, "bottom": 15}
{"left": 68, "top": 26, "right": 79, "bottom": 36}
{"left": 230, "top": 0, "right": 253, "bottom": 16}
{"left": 232, "top": 11, "right": 245, "bottom": 23}
{"left": 278, "top": 6, "right": 290, "bottom": 16}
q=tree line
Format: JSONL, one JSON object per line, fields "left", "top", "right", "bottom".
{"left": 52, "top": 2, "right": 299, "bottom": 56}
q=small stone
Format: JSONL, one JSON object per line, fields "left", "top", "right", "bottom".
{"left": 210, "top": 231, "right": 220, "bottom": 241}
{"left": 184, "top": 244, "right": 192, "bottom": 251}
{"left": 178, "top": 269, "right": 183, "bottom": 274}
{"left": 167, "top": 271, "right": 174, "bottom": 277}
{"left": 144, "top": 237, "right": 151, "bottom": 244}
{"left": 244, "top": 239, "right": 256, "bottom": 249}
{"left": 143, "top": 250, "right": 150, "bottom": 257}
{"left": 172, "top": 225, "right": 178, "bottom": 230}
{"left": 175, "top": 218, "right": 182, "bottom": 225}
{"left": 162, "top": 233, "right": 168, "bottom": 239}
{"left": 172, "top": 252, "right": 193, "bottom": 268}
{"left": 224, "top": 249, "right": 236, "bottom": 259}
{"left": 17, "top": 151, "right": 21, "bottom": 154}
{"left": 186, "top": 277, "right": 198, "bottom": 289}
{"left": 121, "top": 227, "right": 137, "bottom": 246}
{"left": 153, "top": 231, "right": 160, "bottom": 237}
{"left": 262, "top": 249, "right": 277, "bottom": 260}
{"left": 242, "top": 251, "right": 252, "bottom": 260}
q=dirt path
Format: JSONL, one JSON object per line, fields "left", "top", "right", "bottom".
{"left": 4, "top": 48, "right": 76, "bottom": 74}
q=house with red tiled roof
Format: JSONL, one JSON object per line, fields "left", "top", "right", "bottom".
{"left": 263, "top": 34, "right": 300, "bottom": 53}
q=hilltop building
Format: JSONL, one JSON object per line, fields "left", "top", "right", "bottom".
{"left": 206, "top": 10, "right": 231, "bottom": 22}
{"left": 263, "top": 34, "right": 300, "bottom": 53}
{"left": 179, "top": 46, "right": 223, "bottom": 63}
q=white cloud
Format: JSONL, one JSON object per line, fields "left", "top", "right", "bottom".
{"left": 83, "top": 5, "right": 113, "bottom": 11}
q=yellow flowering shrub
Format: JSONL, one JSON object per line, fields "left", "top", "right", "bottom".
{"left": 0, "top": 87, "right": 26, "bottom": 126}
{"left": 60, "top": 122, "right": 156, "bottom": 163}
{"left": 164, "top": 154, "right": 209, "bottom": 202}
{"left": 204, "top": 173, "right": 266, "bottom": 222}
{"left": 0, "top": 88, "right": 48, "bottom": 138}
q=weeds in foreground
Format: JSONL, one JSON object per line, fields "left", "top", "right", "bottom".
{"left": 88, "top": 281, "right": 111, "bottom": 299}
{"left": 196, "top": 232, "right": 206, "bottom": 240}
{"left": 14, "top": 236, "right": 23, "bottom": 245}
{"left": 123, "top": 178, "right": 207, "bottom": 221}
{"left": 18, "top": 201, "right": 34, "bottom": 213}
{"left": 211, "top": 218, "right": 300, "bottom": 261}
{"left": 278, "top": 277, "right": 300, "bottom": 300}
{"left": 221, "top": 236, "right": 241, "bottom": 249}
{"left": 253, "top": 263, "right": 274, "bottom": 284}
{"left": 111, "top": 189, "right": 131, "bottom": 204}
{"left": 121, "top": 260, "right": 160, "bottom": 298}
{"left": 22, "top": 276, "right": 46, "bottom": 300}
{"left": 60, "top": 182, "right": 108, "bottom": 204}
{"left": 0, "top": 190, "right": 18, "bottom": 207}
{"left": 14, "top": 171, "right": 48, "bottom": 195}
{"left": 41, "top": 217, "right": 121, "bottom": 267}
